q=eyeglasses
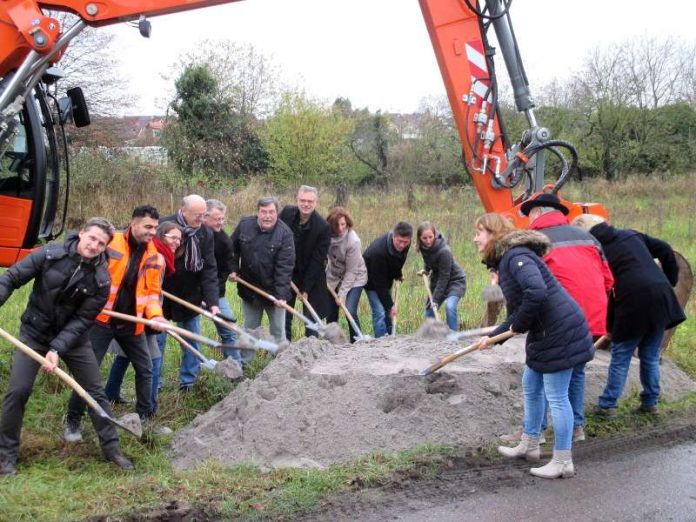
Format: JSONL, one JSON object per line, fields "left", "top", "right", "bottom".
{"left": 163, "top": 234, "right": 182, "bottom": 243}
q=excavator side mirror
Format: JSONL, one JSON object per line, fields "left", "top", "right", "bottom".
{"left": 66, "top": 87, "right": 90, "bottom": 127}
{"left": 139, "top": 16, "right": 151, "bottom": 38}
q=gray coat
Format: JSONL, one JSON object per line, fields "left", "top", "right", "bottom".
{"left": 419, "top": 234, "right": 467, "bottom": 305}
{"left": 326, "top": 229, "right": 368, "bottom": 298}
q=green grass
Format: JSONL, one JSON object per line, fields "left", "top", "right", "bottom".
{"left": 0, "top": 173, "right": 695, "bottom": 520}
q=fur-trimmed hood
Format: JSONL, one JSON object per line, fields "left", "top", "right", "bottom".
{"left": 485, "top": 229, "right": 551, "bottom": 266}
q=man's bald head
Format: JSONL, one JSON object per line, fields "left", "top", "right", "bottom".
{"left": 181, "top": 194, "right": 206, "bottom": 228}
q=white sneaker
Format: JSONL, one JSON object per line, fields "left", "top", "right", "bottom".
{"left": 64, "top": 425, "right": 83, "bottom": 443}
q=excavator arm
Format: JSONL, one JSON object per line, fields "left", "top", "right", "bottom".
{"left": 419, "top": 0, "right": 608, "bottom": 226}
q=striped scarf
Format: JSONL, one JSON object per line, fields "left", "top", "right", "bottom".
{"left": 176, "top": 210, "right": 203, "bottom": 272}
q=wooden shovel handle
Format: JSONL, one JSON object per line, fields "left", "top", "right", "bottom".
{"left": 291, "top": 281, "right": 323, "bottom": 325}
{"left": 103, "top": 310, "right": 221, "bottom": 349}
{"left": 0, "top": 327, "right": 102, "bottom": 413}
{"left": 161, "top": 290, "right": 240, "bottom": 334}
{"left": 326, "top": 284, "right": 364, "bottom": 338}
{"left": 420, "top": 273, "right": 441, "bottom": 322}
{"left": 422, "top": 330, "right": 515, "bottom": 375}
{"left": 391, "top": 281, "right": 400, "bottom": 336}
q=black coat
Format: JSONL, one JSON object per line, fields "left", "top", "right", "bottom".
{"left": 160, "top": 213, "right": 219, "bottom": 322}
{"left": 419, "top": 234, "right": 467, "bottom": 305}
{"left": 363, "top": 233, "right": 409, "bottom": 309}
{"left": 212, "top": 229, "right": 235, "bottom": 298}
{"left": 279, "top": 205, "right": 331, "bottom": 316}
{"left": 0, "top": 234, "right": 110, "bottom": 354}
{"left": 488, "top": 230, "right": 594, "bottom": 373}
{"left": 230, "top": 216, "right": 295, "bottom": 303}
{"left": 589, "top": 222, "right": 685, "bottom": 342}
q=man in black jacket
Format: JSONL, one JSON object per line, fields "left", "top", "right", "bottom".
{"left": 0, "top": 218, "right": 134, "bottom": 475}
{"left": 363, "top": 222, "right": 413, "bottom": 337}
{"left": 204, "top": 199, "right": 244, "bottom": 364}
{"left": 279, "top": 185, "right": 331, "bottom": 340}
{"left": 230, "top": 196, "right": 295, "bottom": 342}
{"left": 161, "top": 194, "right": 220, "bottom": 391}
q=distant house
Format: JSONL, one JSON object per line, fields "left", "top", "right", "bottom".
{"left": 68, "top": 115, "right": 168, "bottom": 164}
{"left": 387, "top": 113, "right": 423, "bottom": 140}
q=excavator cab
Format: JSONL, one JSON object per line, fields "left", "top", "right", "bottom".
{"left": 0, "top": 74, "right": 80, "bottom": 266}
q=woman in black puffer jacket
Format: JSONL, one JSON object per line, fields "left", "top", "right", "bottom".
{"left": 416, "top": 222, "right": 467, "bottom": 331}
{"left": 473, "top": 213, "right": 594, "bottom": 479}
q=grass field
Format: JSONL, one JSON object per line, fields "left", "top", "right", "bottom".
{"left": 0, "top": 174, "right": 694, "bottom": 520}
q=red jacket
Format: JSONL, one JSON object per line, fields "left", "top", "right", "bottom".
{"left": 531, "top": 211, "right": 614, "bottom": 336}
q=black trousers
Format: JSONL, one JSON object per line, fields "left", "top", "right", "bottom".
{"left": 0, "top": 327, "right": 120, "bottom": 464}
{"left": 285, "top": 294, "right": 322, "bottom": 341}
{"left": 67, "top": 323, "right": 152, "bottom": 425}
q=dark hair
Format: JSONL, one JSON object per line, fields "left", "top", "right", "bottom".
{"left": 257, "top": 196, "right": 279, "bottom": 211}
{"left": 416, "top": 221, "right": 437, "bottom": 250}
{"left": 392, "top": 221, "right": 413, "bottom": 238}
{"left": 326, "top": 207, "right": 354, "bottom": 235}
{"left": 156, "top": 221, "right": 182, "bottom": 240}
{"left": 82, "top": 217, "right": 115, "bottom": 243}
{"left": 132, "top": 205, "right": 159, "bottom": 220}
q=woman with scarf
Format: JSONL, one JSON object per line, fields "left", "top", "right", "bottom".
{"left": 416, "top": 221, "right": 466, "bottom": 331}
{"left": 325, "top": 207, "right": 368, "bottom": 343}
{"left": 473, "top": 213, "right": 593, "bottom": 479}
{"left": 104, "top": 222, "right": 181, "bottom": 421}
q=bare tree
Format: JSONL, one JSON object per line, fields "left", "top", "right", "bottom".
{"left": 172, "top": 39, "right": 281, "bottom": 118}
{"left": 49, "top": 13, "right": 134, "bottom": 116}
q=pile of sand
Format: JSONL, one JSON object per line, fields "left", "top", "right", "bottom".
{"left": 170, "top": 333, "right": 696, "bottom": 470}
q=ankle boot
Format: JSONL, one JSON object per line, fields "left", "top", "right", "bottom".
{"left": 497, "top": 433, "right": 540, "bottom": 462}
{"left": 530, "top": 449, "right": 575, "bottom": 479}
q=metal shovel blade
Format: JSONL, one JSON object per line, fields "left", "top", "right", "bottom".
{"left": 254, "top": 338, "right": 279, "bottom": 353}
{"left": 201, "top": 359, "right": 218, "bottom": 371}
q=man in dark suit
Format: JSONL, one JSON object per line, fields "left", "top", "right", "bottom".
{"left": 279, "top": 185, "right": 331, "bottom": 340}
{"left": 161, "top": 194, "right": 219, "bottom": 391}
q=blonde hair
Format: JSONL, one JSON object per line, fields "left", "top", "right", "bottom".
{"left": 572, "top": 214, "right": 606, "bottom": 232}
{"left": 475, "top": 213, "right": 515, "bottom": 264}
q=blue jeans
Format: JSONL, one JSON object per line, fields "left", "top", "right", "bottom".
{"left": 327, "top": 287, "right": 363, "bottom": 343}
{"left": 176, "top": 315, "right": 202, "bottom": 388}
{"left": 425, "top": 295, "right": 461, "bottom": 331}
{"left": 523, "top": 366, "right": 574, "bottom": 451}
{"left": 105, "top": 334, "right": 163, "bottom": 413}
{"left": 366, "top": 290, "right": 392, "bottom": 338}
{"left": 215, "top": 297, "right": 241, "bottom": 362}
{"left": 541, "top": 362, "right": 586, "bottom": 430}
{"left": 598, "top": 330, "right": 663, "bottom": 409}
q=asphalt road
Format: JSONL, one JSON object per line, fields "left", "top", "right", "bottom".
{"left": 364, "top": 441, "right": 696, "bottom": 522}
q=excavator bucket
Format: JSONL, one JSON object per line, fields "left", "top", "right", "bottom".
{"left": 661, "top": 251, "right": 693, "bottom": 354}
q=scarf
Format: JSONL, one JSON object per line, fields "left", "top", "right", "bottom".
{"left": 176, "top": 209, "right": 203, "bottom": 272}
{"left": 152, "top": 237, "right": 176, "bottom": 277}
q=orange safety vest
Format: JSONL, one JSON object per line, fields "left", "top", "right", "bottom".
{"left": 96, "top": 231, "right": 164, "bottom": 334}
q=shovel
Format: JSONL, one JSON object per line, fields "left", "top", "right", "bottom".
{"left": 234, "top": 276, "right": 322, "bottom": 333}
{"left": 446, "top": 325, "right": 497, "bottom": 342}
{"left": 291, "top": 281, "right": 324, "bottom": 327}
{"left": 419, "top": 271, "right": 442, "bottom": 322}
{"left": 419, "top": 330, "right": 515, "bottom": 376}
{"left": 0, "top": 327, "right": 143, "bottom": 438}
{"left": 161, "top": 290, "right": 278, "bottom": 352}
{"left": 102, "top": 310, "right": 279, "bottom": 356}
{"left": 326, "top": 284, "right": 372, "bottom": 342}
{"left": 391, "top": 281, "right": 401, "bottom": 336}
{"left": 167, "top": 330, "right": 243, "bottom": 380}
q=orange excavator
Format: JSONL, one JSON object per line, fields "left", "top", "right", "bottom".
{"left": 0, "top": 0, "right": 691, "bottom": 306}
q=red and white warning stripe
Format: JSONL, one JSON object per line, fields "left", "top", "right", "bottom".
{"left": 465, "top": 40, "right": 492, "bottom": 102}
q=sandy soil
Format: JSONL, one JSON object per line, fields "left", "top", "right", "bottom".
{"left": 170, "top": 333, "right": 696, "bottom": 470}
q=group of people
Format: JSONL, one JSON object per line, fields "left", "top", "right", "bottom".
{"left": 0, "top": 187, "right": 685, "bottom": 479}
{"left": 473, "top": 193, "right": 685, "bottom": 479}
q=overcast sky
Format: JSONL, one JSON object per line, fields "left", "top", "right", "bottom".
{"left": 105, "top": 0, "right": 696, "bottom": 115}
